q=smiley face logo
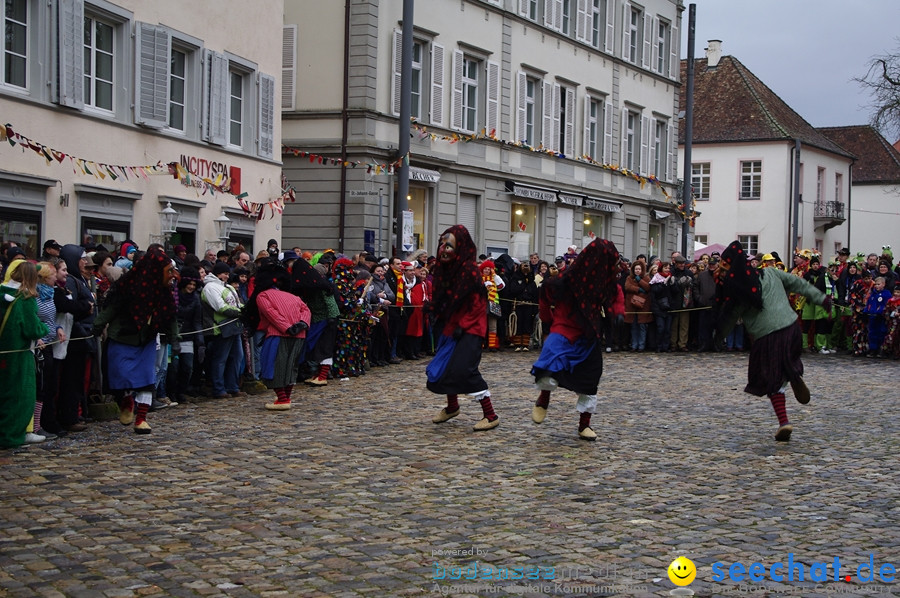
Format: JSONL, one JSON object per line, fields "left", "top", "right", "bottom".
{"left": 667, "top": 556, "right": 696, "bottom": 586}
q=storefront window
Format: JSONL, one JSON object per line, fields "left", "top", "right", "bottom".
{"left": 581, "top": 212, "right": 605, "bottom": 248}
{"left": 0, "top": 209, "right": 41, "bottom": 259}
{"left": 408, "top": 187, "right": 428, "bottom": 253}
{"left": 509, "top": 202, "right": 538, "bottom": 260}
{"left": 648, "top": 223, "right": 662, "bottom": 258}
{"left": 82, "top": 217, "right": 129, "bottom": 251}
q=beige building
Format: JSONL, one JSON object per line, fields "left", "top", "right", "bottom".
{"left": 0, "top": 0, "right": 284, "bottom": 258}
{"left": 282, "top": 0, "right": 684, "bottom": 261}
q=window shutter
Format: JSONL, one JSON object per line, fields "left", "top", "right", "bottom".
{"left": 517, "top": 71, "right": 527, "bottom": 142}
{"left": 604, "top": 0, "right": 616, "bottom": 54}
{"left": 620, "top": 107, "right": 628, "bottom": 167}
{"left": 640, "top": 115, "right": 650, "bottom": 175}
{"left": 458, "top": 194, "right": 477, "bottom": 239}
{"left": 642, "top": 13, "right": 652, "bottom": 69}
{"left": 543, "top": 0, "right": 554, "bottom": 28}
{"left": 486, "top": 60, "right": 500, "bottom": 135}
{"left": 542, "top": 80, "right": 553, "bottom": 150}
{"left": 564, "top": 86, "right": 575, "bottom": 156}
{"left": 603, "top": 100, "right": 613, "bottom": 163}
{"left": 552, "top": 83, "right": 561, "bottom": 152}
{"left": 621, "top": 3, "right": 631, "bottom": 62}
{"left": 582, "top": 95, "right": 591, "bottom": 157}
{"left": 651, "top": 16, "right": 660, "bottom": 73}
{"left": 648, "top": 120, "right": 656, "bottom": 176}
{"left": 554, "top": 0, "right": 564, "bottom": 31}
{"left": 258, "top": 72, "right": 275, "bottom": 159}
{"left": 669, "top": 23, "right": 679, "bottom": 79}
{"left": 518, "top": 0, "right": 530, "bottom": 17}
{"left": 430, "top": 42, "right": 445, "bottom": 126}
{"left": 204, "top": 50, "right": 228, "bottom": 146}
{"left": 135, "top": 22, "right": 171, "bottom": 129}
{"left": 451, "top": 50, "right": 464, "bottom": 131}
{"left": 282, "top": 25, "right": 297, "bottom": 111}
{"left": 667, "top": 123, "right": 676, "bottom": 182}
{"left": 391, "top": 30, "right": 402, "bottom": 116}
{"left": 57, "top": 0, "right": 84, "bottom": 109}
{"left": 576, "top": 0, "right": 588, "bottom": 42}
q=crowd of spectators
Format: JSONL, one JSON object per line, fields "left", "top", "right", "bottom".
{"left": 1, "top": 235, "right": 898, "bottom": 449}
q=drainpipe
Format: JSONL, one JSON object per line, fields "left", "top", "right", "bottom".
{"left": 846, "top": 163, "right": 852, "bottom": 250}
{"left": 338, "top": 0, "right": 351, "bottom": 254}
{"left": 790, "top": 140, "right": 801, "bottom": 256}
{"left": 680, "top": 4, "right": 696, "bottom": 256}
{"left": 395, "top": 0, "right": 414, "bottom": 258}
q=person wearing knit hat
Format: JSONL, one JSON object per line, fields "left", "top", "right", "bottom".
{"left": 802, "top": 253, "right": 834, "bottom": 354}
{"left": 202, "top": 258, "right": 245, "bottom": 400}
{"left": 427, "top": 225, "right": 500, "bottom": 431}
{"left": 716, "top": 240, "right": 831, "bottom": 442}
{"left": 480, "top": 259, "right": 504, "bottom": 351}
{"left": 115, "top": 243, "right": 137, "bottom": 271}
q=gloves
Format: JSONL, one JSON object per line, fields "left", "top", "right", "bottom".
{"left": 822, "top": 295, "right": 833, "bottom": 315}
{"left": 286, "top": 321, "right": 309, "bottom": 336}
{"left": 452, "top": 326, "right": 464, "bottom": 340}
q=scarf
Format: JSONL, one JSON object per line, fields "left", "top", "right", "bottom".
{"left": 483, "top": 272, "right": 498, "bottom": 304}
{"left": 394, "top": 268, "right": 404, "bottom": 307}
{"left": 649, "top": 272, "right": 668, "bottom": 285}
{"left": 716, "top": 240, "right": 762, "bottom": 315}
{"left": 37, "top": 283, "right": 54, "bottom": 301}
{"left": 429, "top": 225, "right": 485, "bottom": 322}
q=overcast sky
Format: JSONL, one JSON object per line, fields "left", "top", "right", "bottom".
{"left": 682, "top": 0, "right": 900, "bottom": 131}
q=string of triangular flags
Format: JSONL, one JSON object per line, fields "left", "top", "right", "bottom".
{"left": 281, "top": 145, "right": 408, "bottom": 175}
{"left": 2, "top": 122, "right": 168, "bottom": 181}
{"left": 235, "top": 173, "right": 296, "bottom": 221}
{"left": 410, "top": 120, "right": 698, "bottom": 224}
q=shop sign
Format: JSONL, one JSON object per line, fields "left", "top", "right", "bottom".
{"left": 409, "top": 166, "right": 441, "bottom": 184}
{"left": 179, "top": 154, "right": 242, "bottom": 194}
{"left": 583, "top": 197, "right": 622, "bottom": 213}
{"left": 507, "top": 182, "right": 557, "bottom": 202}
{"left": 557, "top": 193, "right": 583, "bottom": 207}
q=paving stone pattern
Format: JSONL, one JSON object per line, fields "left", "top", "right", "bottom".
{"left": 1, "top": 352, "right": 898, "bottom": 597}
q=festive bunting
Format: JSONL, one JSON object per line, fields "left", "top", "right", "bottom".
{"left": 281, "top": 145, "right": 408, "bottom": 175}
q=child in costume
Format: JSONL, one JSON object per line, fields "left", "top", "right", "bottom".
{"left": 530, "top": 238, "right": 621, "bottom": 441}
{"left": 427, "top": 225, "right": 499, "bottom": 431}
{"left": 864, "top": 276, "right": 892, "bottom": 357}
{"left": 716, "top": 241, "right": 830, "bottom": 442}
{"left": 480, "top": 259, "right": 505, "bottom": 351}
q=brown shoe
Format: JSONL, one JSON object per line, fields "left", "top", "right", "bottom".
{"left": 775, "top": 424, "right": 793, "bottom": 441}
{"left": 119, "top": 406, "right": 134, "bottom": 426}
{"left": 579, "top": 426, "right": 597, "bottom": 441}
{"left": 532, "top": 405, "right": 547, "bottom": 424}
{"left": 229, "top": 391, "right": 249, "bottom": 398}
{"left": 305, "top": 377, "right": 327, "bottom": 386}
{"left": 473, "top": 416, "right": 499, "bottom": 431}
{"left": 265, "top": 402, "right": 291, "bottom": 411}
{"left": 790, "top": 377, "right": 810, "bottom": 405}
{"left": 66, "top": 422, "right": 88, "bottom": 432}
{"left": 432, "top": 407, "right": 460, "bottom": 424}
{"left": 133, "top": 421, "right": 152, "bottom": 434}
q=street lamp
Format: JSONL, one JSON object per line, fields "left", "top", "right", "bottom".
{"left": 213, "top": 211, "right": 233, "bottom": 253}
{"left": 158, "top": 201, "right": 179, "bottom": 250}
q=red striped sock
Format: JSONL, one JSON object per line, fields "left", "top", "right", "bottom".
{"left": 34, "top": 401, "right": 43, "bottom": 430}
{"left": 274, "top": 387, "right": 291, "bottom": 404}
{"left": 769, "top": 392, "right": 789, "bottom": 425}
{"left": 480, "top": 395, "right": 497, "bottom": 421}
{"left": 579, "top": 412, "right": 592, "bottom": 431}
{"left": 536, "top": 390, "right": 551, "bottom": 409}
{"left": 317, "top": 364, "right": 330, "bottom": 380}
{"left": 134, "top": 403, "right": 149, "bottom": 426}
{"left": 447, "top": 394, "right": 459, "bottom": 413}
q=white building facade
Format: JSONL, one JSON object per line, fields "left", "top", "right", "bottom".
{"left": 0, "top": 0, "right": 284, "bottom": 257}
{"left": 282, "top": 0, "right": 684, "bottom": 261}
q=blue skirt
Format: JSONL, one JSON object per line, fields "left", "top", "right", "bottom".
{"left": 426, "top": 333, "right": 488, "bottom": 395}
{"left": 531, "top": 333, "right": 603, "bottom": 395}
{"left": 107, "top": 339, "right": 157, "bottom": 390}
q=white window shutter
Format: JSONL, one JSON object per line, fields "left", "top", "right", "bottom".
{"left": 667, "top": 123, "right": 676, "bottom": 182}
{"left": 603, "top": 100, "right": 614, "bottom": 163}
{"left": 605, "top": 0, "right": 616, "bottom": 54}
{"left": 648, "top": 121, "right": 657, "bottom": 176}
{"left": 640, "top": 115, "right": 650, "bottom": 175}
{"left": 554, "top": 0, "right": 564, "bottom": 31}
{"left": 564, "top": 86, "right": 575, "bottom": 156}
{"left": 391, "top": 30, "right": 402, "bottom": 117}
{"left": 282, "top": 25, "right": 297, "bottom": 111}
{"left": 518, "top": 0, "right": 530, "bottom": 17}
{"left": 669, "top": 23, "right": 679, "bottom": 79}
{"left": 204, "top": 50, "right": 228, "bottom": 146}
{"left": 576, "top": 0, "right": 588, "bottom": 42}
{"left": 542, "top": 80, "right": 554, "bottom": 149}
{"left": 57, "top": 0, "right": 84, "bottom": 109}
{"left": 486, "top": 60, "right": 500, "bottom": 135}
{"left": 621, "top": 2, "right": 631, "bottom": 62}
{"left": 651, "top": 16, "right": 660, "bottom": 73}
{"left": 544, "top": 0, "right": 555, "bottom": 29}
{"left": 458, "top": 194, "right": 477, "bottom": 238}
{"left": 552, "top": 83, "right": 561, "bottom": 152}
{"left": 620, "top": 107, "right": 628, "bottom": 166}
{"left": 642, "top": 13, "right": 652, "bottom": 69}
{"left": 135, "top": 22, "right": 171, "bottom": 129}
{"left": 517, "top": 71, "right": 527, "bottom": 142}
{"left": 582, "top": 94, "right": 591, "bottom": 157}
{"left": 258, "top": 72, "right": 275, "bottom": 159}
{"left": 430, "top": 42, "right": 445, "bottom": 126}
{"left": 451, "top": 49, "right": 464, "bottom": 131}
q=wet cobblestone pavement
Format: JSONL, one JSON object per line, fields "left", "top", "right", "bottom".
{"left": 1, "top": 351, "right": 898, "bottom": 597}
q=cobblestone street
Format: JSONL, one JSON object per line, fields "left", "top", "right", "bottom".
{"left": 1, "top": 351, "right": 898, "bottom": 597}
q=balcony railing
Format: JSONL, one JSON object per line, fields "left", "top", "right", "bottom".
{"left": 814, "top": 201, "right": 845, "bottom": 220}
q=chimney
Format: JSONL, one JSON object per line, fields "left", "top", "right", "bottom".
{"left": 706, "top": 40, "right": 722, "bottom": 68}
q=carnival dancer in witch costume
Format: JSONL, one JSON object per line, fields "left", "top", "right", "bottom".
{"left": 91, "top": 247, "right": 178, "bottom": 434}
{"left": 427, "top": 225, "right": 499, "bottom": 431}
{"left": 715, "top": 240, "right": 831, "bottom": 442}
{"left": 530, "top": 238, "right": 621, "bottom": 441}
{"left": 244, "top": 262, "right": 311, "bottom": 411}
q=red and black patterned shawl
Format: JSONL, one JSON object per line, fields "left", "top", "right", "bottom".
{"left": 429, "top": 225, "right": 486, "bottom": 324}
{"left": 559, "top": 237, "right": 621, "bottom": 336}
{"left": 717, "top": 240, "right": 763, "bottom": 315}
{"left": 111, "top": 246, "right": 176, "bottom": 333}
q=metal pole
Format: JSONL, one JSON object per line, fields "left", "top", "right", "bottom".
{"left": 395, "top": 0, "right": 413, "bottom": 258}
{"left": 791, "top": 140, "right": 801, "bottom": 255}
{"left": 378, "top": 187, "right": 384, "bottom": 257}
{"left": 680, "top": 4, "right": 696, "bottom": 256}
